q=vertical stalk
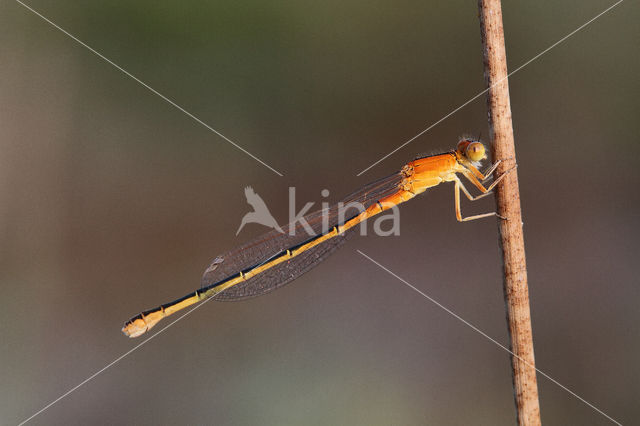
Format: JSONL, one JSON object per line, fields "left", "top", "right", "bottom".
{"left": 477, "top": 1, "right": 541, "bottom": 425}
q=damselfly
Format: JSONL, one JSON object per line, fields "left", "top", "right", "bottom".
{"left": 122, "top": 138, "right": 513, "bottom": 337}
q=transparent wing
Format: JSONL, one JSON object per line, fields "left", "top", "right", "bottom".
{"left": 201, "top": 171, "right": 404, "bottom": 301}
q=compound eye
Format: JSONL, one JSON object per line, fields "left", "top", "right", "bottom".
{"left": 465, "top": 142, "right": 486, "bottom": 162}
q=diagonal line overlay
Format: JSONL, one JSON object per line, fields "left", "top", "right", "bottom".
{"left": 13, "top": 1, "right": 626, "bottom": 424}
{"left": 17, "top": 296, "right": 218, "bottom": 426}
{"left": 357, "top": 250, "right": 622, "bottom": 426}
{"left": 356, "top": 0, "right": 624, "bottom": 176}
{"left": 15, "top": 0, "right": 283, "bottom": 177}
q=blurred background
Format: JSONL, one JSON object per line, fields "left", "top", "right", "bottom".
{"left": 1, "top": 0, "right": 638, "bottom": 424}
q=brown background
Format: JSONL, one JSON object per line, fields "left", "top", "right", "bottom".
{"left": 2, "top": 1, "right": 638, "bottom": 425}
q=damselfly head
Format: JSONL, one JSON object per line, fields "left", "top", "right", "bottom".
{"left": 457, "top": 139, "right": 487, "bottom": 163}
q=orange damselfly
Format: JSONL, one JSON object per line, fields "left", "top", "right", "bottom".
{"left": 122, "top": 138, "right": 513, "bottom": 337}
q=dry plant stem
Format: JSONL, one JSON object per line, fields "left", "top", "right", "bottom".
{"left": 478, "top": 1, "right": 542, "bottom": 425}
